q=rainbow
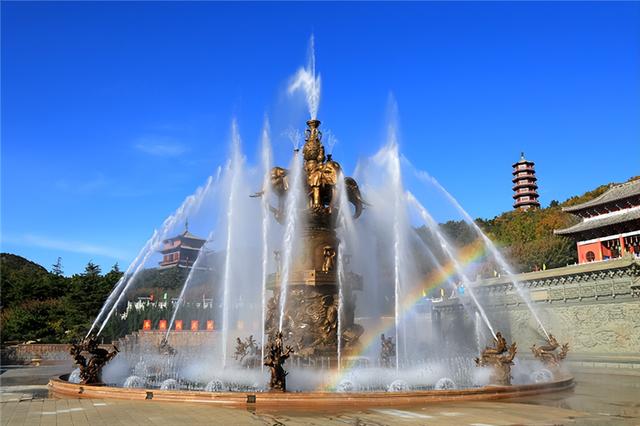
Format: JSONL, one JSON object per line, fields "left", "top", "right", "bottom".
{"left": 324, "top": 238, "right": 490, "bottom": 390}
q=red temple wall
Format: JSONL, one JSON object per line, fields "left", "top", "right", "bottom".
{"left": 577, "top": 241, "right": 603, "bottom": 263}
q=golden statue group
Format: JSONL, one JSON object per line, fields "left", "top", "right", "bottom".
{"left": 256, "top": 119, "right": 366, "bottom": 362}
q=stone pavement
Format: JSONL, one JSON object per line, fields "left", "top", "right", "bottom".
{"left": 0, "top": 398, "right": 596, "bottom": 425}
{"left": 1, "top": 365, "right": 639, "bottom": 425}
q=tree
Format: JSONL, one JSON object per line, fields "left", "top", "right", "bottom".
{"left": 51, "top": 257, "right": 64, "bottom": 276}
{"left": 83, "top": 261, "right": 102, "bottom": 277}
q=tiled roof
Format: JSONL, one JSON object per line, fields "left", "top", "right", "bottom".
{"left": 554, "top": 207, "right": 640, "bottom": 235}
{"left": 563, "top": 180, "right": 640, "bottom": 213}
{"left": 181, "top": 230, "right": 207, "bottom": 241}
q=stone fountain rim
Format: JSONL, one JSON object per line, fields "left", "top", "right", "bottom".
{"left": 49, "top": 375, "right": 574, "bottom": 406}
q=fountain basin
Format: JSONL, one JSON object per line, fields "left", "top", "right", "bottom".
{"left": 49, "top": 375, "right": 574, "bottom": 407}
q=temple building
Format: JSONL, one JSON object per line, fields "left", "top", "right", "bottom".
{"left": 512, "top": 152, "right": 541, "bottom": 211}
{"left": 159, "top": 221, "right": 207, "bottom": 268}
{"left": 555, "top": 179, "right": 640, "bottom": 264}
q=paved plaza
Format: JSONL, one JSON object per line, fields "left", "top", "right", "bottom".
{"left": 1, "top": 365, "right": 639, "bottom": 425}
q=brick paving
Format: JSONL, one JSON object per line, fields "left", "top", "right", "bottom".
{"left": 1, "top": 398, "right": 597, "bottom": 425}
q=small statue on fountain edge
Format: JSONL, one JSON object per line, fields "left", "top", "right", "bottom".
{"left": 380, "top": 333, "right": 396, "bottom": 368}
{"left": 264, "top": 331, "right": 294, "bottom": 392}
{"left": 69, "top": 334, "right": 119, "bottom": 385}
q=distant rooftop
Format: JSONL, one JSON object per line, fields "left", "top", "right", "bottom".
{"left": 512, "top": 151, "right": 534, "bottom": 167}
{"left": 555, "top": 207, "right": 640, "bottom": 236}
{"left": 563, "top": 179, "right": 640, "bottom": 213}
{"left": 179, "top": 230, "right": 207, "bottom": 241}
{"left": 164, "top": 220, "right": 207, "bottom": 242}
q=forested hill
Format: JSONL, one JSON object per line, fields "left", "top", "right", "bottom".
{"left": 0, "top": 253, "right": 122, "bottom": 343}
{"left": 435, "top": 176, "right": 640, "bottom": 273}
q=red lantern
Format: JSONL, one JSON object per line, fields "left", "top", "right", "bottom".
{"left": 143, "top": 319, "right": 152, "bottom": 331}
{"left": 175, "top": 320, "right": 183, "bottom": 331}
{"left": 206, "top": 320, "right": 214, "bottom": 331}
{"left": 190, "top": 320, "right": 199, "bottom": 331}
{"left": 158, "top": 320, "right": 167, "bottom": 330}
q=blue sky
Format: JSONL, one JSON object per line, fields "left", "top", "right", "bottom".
{"left": 2, "top": 2, "right": 639, "bottom": 274}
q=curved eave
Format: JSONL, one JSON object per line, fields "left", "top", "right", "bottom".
{"left": 513, "top": 191, "right": 539, "bottom": 200}
{"left": 563, "top": 181, "right": 640, "bottom": 213}
{"left": 160, "top": 248, "right": 180, "bottom": 254}
{"left": 512, "top": 175, "right": 537, "bottom": 183}
{"left": 554, "top": 209, "right": 640, "bottom": 236}
{"left": 514, "top": 200, "right": 540, "bottom": 208}
{"left": 512, "top": 160, "right": 535, "bottom": 168}
{"left": 512, "top": 168, "right": 535, "bottom": 176}
{"left": 512, "top": 183, "right": 539, "bottom": 191}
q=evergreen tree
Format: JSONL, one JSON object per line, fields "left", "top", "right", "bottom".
{"left": 83, "top": 261, "right": 102, "bottom": 277}
{"left": 51, "top": 257, "right": 64, "bottom": 276}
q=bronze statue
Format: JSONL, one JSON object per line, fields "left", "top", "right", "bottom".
{"left": 306, "top": 159, "right": 324, "bottom": 208}
{"left": 273, "top": 250, "right": 282, "bottom": 274}
{"left": 250, "top": 167, "right": 290, "bottom": 224}
{"left": 475, "top": 332, "right": 517, "bottom": 385}
{"left": 254, "top": 119, "right": 365, "bottom": 358}
{"left": 264, "top": 331, "right": 294, "bottom": 392}
{"left": 322, "top": 245, "right": 336, "bottom": 272}
{"left": 380, "top": 334, "right": 396, "bottom": 368}
{"left": 531, "top": 334, "right": 569, "bottom": 367}
{"left": 483, "top": 331, "right": 508, "bottom": 355}
{"left": 69, "top": 335, "right": 118, "bottom": 385}
{"left": 302, "top": 119, "right": 325, "bottom": 164}
{"left": 234, "top": 335, "right": 259, "bottom": 363}
{"left": 234, "top": 337, "right": 248, "bottom": 361}
{"left": 344, "top": 177, "right": 368, "bottom": 219}
{"left": 158, "top": 337, "right": 177, "bottom": 355}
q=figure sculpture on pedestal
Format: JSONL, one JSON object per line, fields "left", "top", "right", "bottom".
{"left": 264, "top": 331, "right": 294, "bottom": 392}
{"left": 380, "top": 334, "right": 396, "bottom": 368}
{"left": 531, "top": 334, "right": 569, "bottom": 367}
{"left": 475, "top": 332, "right": 517, "bottom": 385}
{"left": 158, "top": 337, "right": 177, "bottom": 355}
{"left": 273, "top": 250, "right": 282, "bottom": 274}
{"left": 253, "top": 118, "right": 366, "bottom": 359}
{"left": 235, "top": 335, "right": 259, "bottom": 363}
{"left": 322, "top": 245, "right": 336, "bottom": 272}
{"left": 70, "top": 335, "right": 118, "bottom": 385}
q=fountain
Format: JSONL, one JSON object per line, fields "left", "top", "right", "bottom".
{"left": 54, "top": 113, "right": 574, "bottom": 403}
{"left": 531, "top": 334, "right": 570, "bottom": 368}
{"left": 69, "top": 335, "right": 119, "bottom": 385}
{"left": 474, "top": 332, "right": 518, "bottom": 386}
{"left": 51, "top": 38, "right": 575, "bottom": 407}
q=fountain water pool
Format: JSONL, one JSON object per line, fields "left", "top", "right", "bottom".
{"left": 54, "top": 37, "right": 572, "bottom": 403}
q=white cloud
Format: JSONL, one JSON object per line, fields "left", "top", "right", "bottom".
{"left": 55, "top": 174, "right": 109, "bottom": 195}
{"left": 134, "top": 137, "right": 188, "bottom": 157}
{"left": 3, "top": 233, "right": 131, "bottom": 261}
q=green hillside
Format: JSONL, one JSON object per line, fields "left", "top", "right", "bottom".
{"left": 0, "top": 254, "right": 122, "bottom": 343}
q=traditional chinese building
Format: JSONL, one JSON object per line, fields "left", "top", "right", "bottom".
{"left": 554, "top": 179, "right": 640, "bottom": 264}
{"left": 159, "top": 221, "right": 207, "bottom": 268}
{"left": 512, "top": 152, "right": 540, "bottom": 211}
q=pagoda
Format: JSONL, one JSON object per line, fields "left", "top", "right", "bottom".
{"left": 158, "top": 221, "right": 207, "bottom": 269}
{"left": 512, "top": 152, "right": 540, "bottom": 211}
{"left": 555, "top": 179, "right": 640, "bottom": 264}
